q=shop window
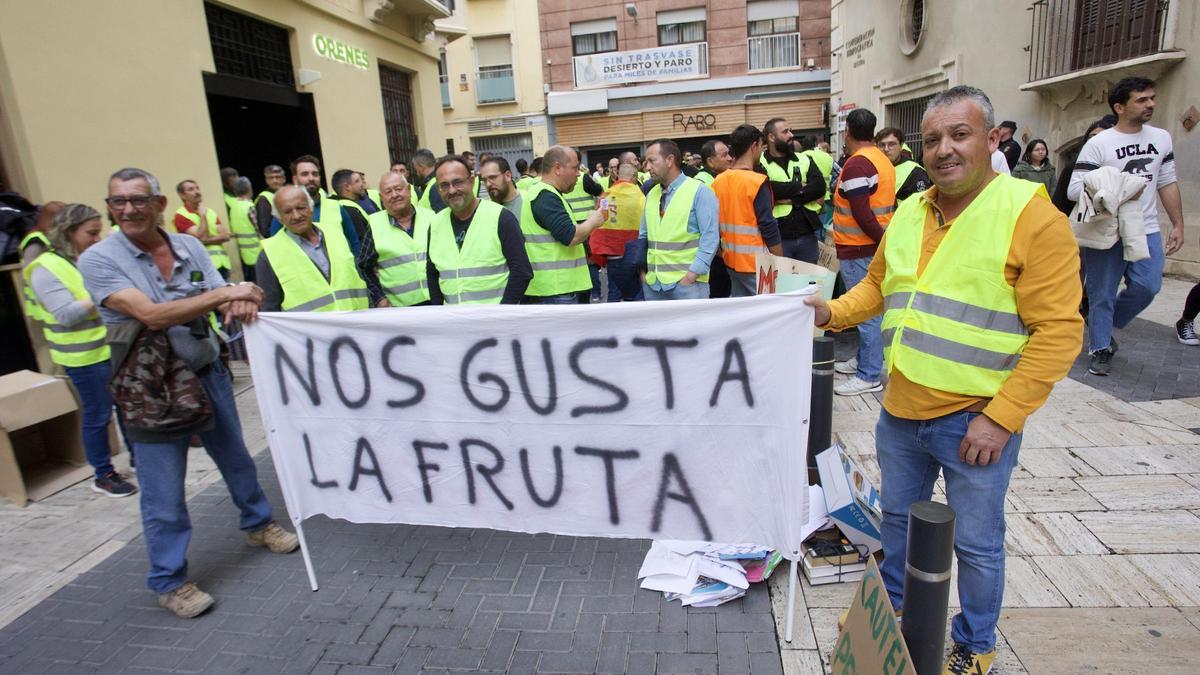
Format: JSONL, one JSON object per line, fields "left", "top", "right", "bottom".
{"left": 204, "top": 2, "right": 294, "bottom": 86}
{"left": 379, "top": 64, "right": 418, "bottom": 167}
{"left": 571, "top": 18, "right": 618, "bottom": 56}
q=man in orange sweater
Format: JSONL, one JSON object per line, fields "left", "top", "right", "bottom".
{"left": 807, "top": 86, "right": 1082, "bottom": 674}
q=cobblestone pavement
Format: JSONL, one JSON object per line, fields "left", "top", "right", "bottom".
{"left": 0, "top": 450, "right": 783, "bottom": 674}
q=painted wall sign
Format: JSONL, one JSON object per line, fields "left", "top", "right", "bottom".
{"left": 313, "top": 33, "right": 369, "bottom": 70}
{"left": 574, "top": 43, "right": 705, "bottom": 89}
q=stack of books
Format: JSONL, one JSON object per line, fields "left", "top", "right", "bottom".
{"left": 801, "top": 537, "right": 867, "bottom": 586}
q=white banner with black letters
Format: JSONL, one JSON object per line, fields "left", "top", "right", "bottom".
{"left": 245, "top": 294, "right": 814, "bottom": 557}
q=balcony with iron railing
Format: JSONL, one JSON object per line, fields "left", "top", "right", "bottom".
{"left": 748, "top": 32, "right": 801, "bottom": 72}
{"left": 439, "top": 74, "right": 451, "bottom": 108}
{"left": 476, "top": 67, "right": 515, "bottom": 105}
{"left": 1025, "top": 0, "right": 1180, "bottom": 85}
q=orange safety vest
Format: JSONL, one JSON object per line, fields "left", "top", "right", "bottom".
{"left": 832, "top": 146, "right": 897, "bottom": 247}
{"left": 711, "top": 168, "right": 769, "bottom": 273}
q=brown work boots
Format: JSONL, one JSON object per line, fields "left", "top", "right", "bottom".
{"left": 158, "top": 581, "right": 215, "bottom": 618}
{"left": 246, "top": 521, "right": 300, "bottom": 553}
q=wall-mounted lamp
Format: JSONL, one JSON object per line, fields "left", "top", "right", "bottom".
{"left": 625, "top": 3, "right": 637, "bottom": 19}
{"left": 298, "top": 69, "right": 321, "bottom": 86}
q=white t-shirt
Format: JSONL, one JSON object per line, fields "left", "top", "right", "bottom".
{"left": 1068, "top": 125, "right": 1177, "bottom": 234}
{"left": 991, "top": 150, "right": 1011, "bottom": 175}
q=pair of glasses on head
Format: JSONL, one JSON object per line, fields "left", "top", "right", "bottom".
{"left": 104, "top": 195, "right": 157, "bottom": 210}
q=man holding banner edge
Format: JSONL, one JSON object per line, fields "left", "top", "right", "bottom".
{"left": 805, "top": 86, "right": 1082, "bottom": 674}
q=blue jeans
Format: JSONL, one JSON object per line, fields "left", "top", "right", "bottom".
{"left": 727, "top": 270, "right": 757, "bottom": 297}
{"left": 135, "top": 360, "right": 272, "bottom": 593}
{"left": 876, "top": 410, "right": 1022, "bottom": 653}
{"left": 839, "top": 256, "right": 883, "bottom": 381}
{"left": 1083, "top": 231, "right": 1164, "bottom": 352}
{"left": 532, "top": 292, "right": 582, "bottom": 305}
{"left": 606, "top": 255, "right": 643, "bottom": 302}
{"left": 588, "top": 262, "right": 601, "bottom": 300}
{"left": 643, "top": 281, "right": 709, "bottom": 301}
{"left": 782, "top": 234, "right": 820, "bottom": 264}
{"left": 65, "top": 361, "right": 116, "bottom": 479}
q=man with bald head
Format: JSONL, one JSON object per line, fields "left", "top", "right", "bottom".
{"left": 256, "top": 185, "right": 368, "bottom": 312}
{"left": 520, "top": 144, "right": 605, "bottom": 303}
{"left": 356, "top": 172, "right": 433, "bottom": 307}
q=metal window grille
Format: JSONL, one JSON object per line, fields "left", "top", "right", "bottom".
{"left": 1028, "top": 0, "right": 1170, "bottom": 82}
{"left": 204, "top": 2, "right": 294, "bottom": 86}
{"left": 379, "top": 65, "right": 418, "bottom": 165}
{"left": 886, "top": 94, "right": 936, "bottom": 161}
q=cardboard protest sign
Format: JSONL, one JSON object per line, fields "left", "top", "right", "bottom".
{"left": 245, "top": 294, "right": 816, "bottom": 556}
{"left": 831, "top": 556, "right": 916, "bottom": 675}
{"left": 756, "top": 253, "right": 835, "bottom": 336}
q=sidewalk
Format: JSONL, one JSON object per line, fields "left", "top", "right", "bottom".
{"left": 1, "top": 278, "right": 1198, "bottom": 673}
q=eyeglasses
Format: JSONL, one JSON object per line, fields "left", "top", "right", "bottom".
{"left": 105, "top": 195, "right": 157, "bottom": 210}
{"left": 437, "top": 179, "right": 470, "bottom": 192}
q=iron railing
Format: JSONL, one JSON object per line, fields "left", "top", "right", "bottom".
{"left": 476, "top": 67, "right": 516, "bottom": 104}
{"left": 439, "top": 74, "right": 451, "bottom": 108}
{"left": 1028, "top": 0, "right": 1170, "bottom": 81}
{"left": 748, "top": 32, "right": 801, "bottom": 71}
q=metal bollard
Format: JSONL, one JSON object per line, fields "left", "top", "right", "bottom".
{"left": 808, "top": 336, "right": 834, "bottom": 483}
{"left": 902, "top": 501, "right": 956, "bottom": 675}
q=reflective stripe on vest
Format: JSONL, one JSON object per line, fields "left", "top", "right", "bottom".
{"left": 759, "top": 152, "right": 820, "bottom": 216}
{"left": 711, "top": 169, "right": 770, "bottom": 274}
{"left": 646, "top": 177, "right": 707, "bottom": 286}
{"left": 427, "top": 200, "right": 509, "bottom": 305}
{"left": 26, "top": 252, "right": 110, "bottom": 367}
{"left": 366, "top": 208, "right": 433, "bottom": 306}
{"left": 228, "top": 199, "right": 262, "bottom": 266}
{"left": 563, "top": 174, "right": 596, "bottom": 223}
{"left": 880, "top": 174, "right": 1044, "bottom": 397}
{"left": 260, "top": 223, "right": 369, "bottom": 312}
{"left": 520, "top": 182, "right": 591, "bottom": 296}
{"left": 174, "top": 206, "right": 231, "bottom": 270}
{"left": 831, "top": 146, "right": 897, "bottom": 247}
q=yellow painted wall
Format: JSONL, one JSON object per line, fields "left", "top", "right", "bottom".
{"left": 0, "top": 0, "right": 444, "bottom": 211}
{"left": 441, "top": 0, "right": 546, "bottom": 130}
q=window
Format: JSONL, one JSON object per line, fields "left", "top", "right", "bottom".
{"left": 746, "top": 0, "right": 801, "bottom": 70}
{"left": 885, "top": 94, "right": 935, "bottom": 160}
{"left": 571, "top": 18, "right": 618, "bottom": 56}
{"left": 658, "top": 7, "right": 706, "bottom": 45}
{"left": 899, "top": 0, "right": 925, "bottom": 55}
{"left": 438, "top": 50, "right": 451, "bottom": 108}
{"left": 474, "top": 36, "right": 515, "bottom": 104}
{"left": 379, "top": 65, "right": 418, "bottom": 168}
{"left": 204, "top": 2, "right": 294, "bottom": 86}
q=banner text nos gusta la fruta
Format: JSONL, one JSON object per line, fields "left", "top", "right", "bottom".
{"left": 245, "top": 294, "right": 814, "bottom": 557}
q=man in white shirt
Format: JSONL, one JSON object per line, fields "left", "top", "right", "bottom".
{"left": 1068, "top": 75, "right": 1186, "bottom": 376}
{"left": 990, "top": 149, "right": 1011, "bottom": 175}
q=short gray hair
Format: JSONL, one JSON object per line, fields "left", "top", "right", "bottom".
{"left": 924, "top": 86, "right": 996, "bottom": 130}
{"left": 109, "top": 167, "right": 162, "bottom": 195}
{"left": 49, "top": 203, "right": 102, "bottom": 259}
{"left": 232, "top": 176, "right": 253, "bottom": 197}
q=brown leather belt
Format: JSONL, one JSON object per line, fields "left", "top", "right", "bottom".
{"left": 963, "top": 399, "right": 990, "bottom": 413}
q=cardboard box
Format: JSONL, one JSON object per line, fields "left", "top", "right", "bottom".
{"left": 817, "top": 444, "right": 883, "bottom": 554}
{"left": 755, "top": 253, "right": 836, "bottom": 335}
{"left": 0, "top": 370, "right": 101, "bottom": 506}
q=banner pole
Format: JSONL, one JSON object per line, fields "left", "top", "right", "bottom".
{"left": 294, "top": 518, "right": 319, "bottom": 591}
{"left": 785, "top": 559, "right": 798, "bottom": 642}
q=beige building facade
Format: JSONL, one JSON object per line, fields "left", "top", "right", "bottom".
{"left": 436, "top": 0, "right": 551, "bottom": 165}
{"left": 0, "top": 0, "right": 450, "bottom": 214}
{"left": 830, "top": 0, "right": 1199, "bottom": 276}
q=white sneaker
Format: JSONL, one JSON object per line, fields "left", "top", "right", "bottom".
{"left": 835, "top": 376, "right": 883, "bottom": 396}
{"left": 834, "top": 357, "right": 858, "bottom": 375}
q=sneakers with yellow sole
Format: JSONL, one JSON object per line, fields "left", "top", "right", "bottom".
{"left": 943, "top": 643, "right": 995, "bottom": 675}
{"left": 246, "top": 521, "right": 299, "bottom": 554}
{"left": 157, "top": 581, "right": 214, "bottom": 619}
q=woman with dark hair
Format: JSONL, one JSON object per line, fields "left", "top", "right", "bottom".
{"left": 1012, "top": 139, "right": 1056, "bottom": 193}
{"left": 1051, "top": 115, "right": 1117, "bottom": 215}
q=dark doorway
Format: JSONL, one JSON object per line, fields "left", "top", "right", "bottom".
{"left": 204, "top": 73, "right": 326, "bottom": 195}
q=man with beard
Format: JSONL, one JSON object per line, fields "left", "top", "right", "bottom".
{"left": 270, "top": 155, "right": 361, "bottom": 256}
{"left": 426, "top": 156, "right": 531, "bottom": 305}
{"left": 480, "top": 156, "right": 523, "bottom": 218}
{"left": 757, "top": 117, "right": 825, "bottom": 263}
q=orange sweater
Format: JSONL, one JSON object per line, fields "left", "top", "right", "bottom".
{"left": 823, "top": 186, "right": 1083, "bottom": 432}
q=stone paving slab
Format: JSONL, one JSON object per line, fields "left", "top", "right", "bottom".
{"left": 1072, "top": 317, "right": 1200, "bottom": 402}
{"left": 0, "top": 452, "right": 782, "bottom": 674}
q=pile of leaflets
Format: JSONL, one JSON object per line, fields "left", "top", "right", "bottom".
{"left": 637, "top": 541, "right": 785, "bottom": 607}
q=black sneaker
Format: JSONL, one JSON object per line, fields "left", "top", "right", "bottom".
{"left": 1109, "top": 336, "right": 1118, "bottom": 354}
{"left": 1088, "top": 348, "right": 1113, "bottom": 376}
{"left": 92, "top": 472, "right": 137, "bottom": 498}
{"left": 1177, "top": 320, "right": 1200, "bottom": 346}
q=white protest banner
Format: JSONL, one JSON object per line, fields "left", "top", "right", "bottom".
{"left": 573, "top": 43, "right": 706, "bottom": 89}
{"left": 245, "top": 294, "right": 813, "bottom": 565}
